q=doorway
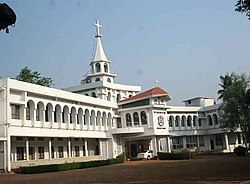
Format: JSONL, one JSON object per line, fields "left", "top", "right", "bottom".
{"left": 210, "top": 140, "right": 215, "bottom": 150}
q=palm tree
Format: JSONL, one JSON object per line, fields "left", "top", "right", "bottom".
{"left": 217, "top": 73, "right": 232, "bottom": 100}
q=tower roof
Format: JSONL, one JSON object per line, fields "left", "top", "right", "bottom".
{"left": 93, "top": 20, "right": 108, "bottom": 62}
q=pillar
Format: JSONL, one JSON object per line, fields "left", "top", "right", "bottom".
{"left": 183, "top": 136, "right": 187, "bottom": 149}
{"left": 167, "top": 137, "right": 171, "bottom": 153}
{"left": 85, "top": 139, "right": 88, "bottom": 157}
{"left": 99, "top": 139, "right": 103, "bottom": 156}
{"left": 224, "top": 133, "right": 230, "bottom": 152}
{"left": 48, "top": 138, "right": 52, "bottom": 159}
{"left": 68, "top": 138, "right": 71, "bottom": 158}
{"left": 26, "top": 138, "right": 29, "bottom": 161}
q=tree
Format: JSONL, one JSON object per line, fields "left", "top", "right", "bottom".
{"left": 217, "top": 73, "right": 233, "bottom": 100}
{"left": 15, "top": 67, "right": 53, "bottom": 87}
{"left": 235, "top": 0, "right": 250, "bottom": 20}
{"left": 219, "top": 73, "right": 250, "bottom": 149}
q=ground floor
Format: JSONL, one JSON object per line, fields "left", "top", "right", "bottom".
{"left": 0, "top": 136, "right": 112, "bottom": 171}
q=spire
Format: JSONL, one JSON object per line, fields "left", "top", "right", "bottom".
{"left": 93, "top": 20, "right": 108, "bottom": 62}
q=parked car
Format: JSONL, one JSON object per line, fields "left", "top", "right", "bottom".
{"left": 137, "top": 150, "right": 154, "bottom": 160}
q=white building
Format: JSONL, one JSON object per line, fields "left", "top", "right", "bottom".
{"left": 0, "top": 20, "right": 243, "bottom": 172}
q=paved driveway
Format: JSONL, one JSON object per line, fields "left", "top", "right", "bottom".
{"left": 0, "top": 154, "right": 250, "bottom": 184}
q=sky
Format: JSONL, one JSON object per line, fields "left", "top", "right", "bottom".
{"left": 0, "top": 0, "right": 249, "bottom": 105}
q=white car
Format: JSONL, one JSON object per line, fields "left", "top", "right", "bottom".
{"left": 137, "top": 150, "right": 154, "bottom": 160}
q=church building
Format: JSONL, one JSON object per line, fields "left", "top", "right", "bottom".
{"left": 0, "top": 20, "right": 243, "bottom": 172}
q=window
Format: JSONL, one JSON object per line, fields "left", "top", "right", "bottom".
{"left": 58, "top": 146, "right": 64, "bottom": 158}
{"left": 186, "top": 136, "right": 198, "bottom": 148}
{"left": 107, "top": 92, "right": 111, "bottom": 101}
{"left": 199, "top": 136, "right": 205, "bottom": 147}
{"left": 75, "top": 146, "right": 80, "bottom": 157}
{"left": 181, "top": 116, "right": 186, "bottom": 127}
{"left": 51, "top": 146, "right": 54, "bottom": 159}
{"left": 172, "top": 137, "right": 183, "bottom": 149}
{"left": 116, "top": 93, "right": 121, "bottom": 102}
{"left": 207, "top": 115, "right": 213, "bottom": 126}
{"left": 237, "top": 133, "right": 242, "bottom": 144}
{"left": 117, "top": 117, "right": 122, "bottom": 128}
{"left": 198, "top": 118, "right": 202, "bottom": 126}
{"left": 193, "top": 116, "right": 197, "bottom": 127}
{"left": 133, "top": 112, "right": 139, "bottom": 126}
{"left": 16, "top": 137, "right": 23, "bottom": 141}
{"left": 126, "top": 113, "right": 132, "bottom": 126}
{"left": 38, "top": 147, "right": 44, "bottom": 159}
{"left": 45, "top": 105, "right": 49, "bottom": 122}
{"left": 104, "top": 63, "right": 108, "bottom": 72}
{"left": 213, "top": 114, "right": 218, "bottom": 125}
{"left": 107, "top": 78, "right": 111, "bottom": 82}
{"left": 215, "top": 134, "right": 222, "bottom": 146}
{"left": 141, "top": 111, "right": 147, "bottom": 125}
{"left": 95, "top": 78, "right": 100, "bottom": 82}
{"left": 11, "top": 104, "right": 20, "bottom": 119}
{"left": 187, "top": 116, "right": 192, "bottom": 126}
{"left": 26, "top": 103, "right": 31, "bottom": 120}
{"left": 82, "top": 146, "right": 86, "bottom": 156}
{"left": 95, "top": 63, "right": 101, "bottom": 72}
{"left": 175, "top": 116, "right": 180, "bottom": 127}
{"left": 16, "top": 147, "right": 26, "bottom": 160}
{"left": 29, "top": 147, "right": 35, "bottom": 160}
{"left": 169, "top": 116, "right": 174, "bottom": 127}
{"left": 91, "top": 92, "right": 97, "bottom": 98}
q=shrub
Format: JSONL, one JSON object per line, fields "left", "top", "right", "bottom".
{"left": 234, "top": 146, "right": 247, "bottom": 156}
{"left": 157, "top": 150, "right": 194, "bottom": 160}
{"left": 19, "top": 153, "right": 126, "bottom": 174}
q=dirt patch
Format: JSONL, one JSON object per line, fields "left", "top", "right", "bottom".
{"left": 0, "top": 154, "right": 250, "bottom": 183}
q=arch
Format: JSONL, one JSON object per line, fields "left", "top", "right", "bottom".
{"left": 102, "top": 112, "right": 107, "bottom": 127}
{"left": 107, "top": 78, "right": 111, "bottom": 83}
{"left": 95, "top": 78, "right": 100, "bottom": 82}
{"left": 175, "top": 116, "right": 180, "bottom": 127}
{"left": 96, "top": 111, "right": 101, "bottom": 126}
{"left": 70, "top": 107, "right": 76, "bottom": 124}
{"left": 187, "top": 115, "right": 192, "bottom": 127}
{"left": 133, "top": 112, "right": 139, "bottom": 126}
{"left": 116, "top": 93, "right": 121, "bottom": 102}
{"left": 54, "top": 104, "right": 61, "bottom": 123}
{"left": 84, "top": 109, "right": 90, "bottom": 126}
{"left": 213, "top": 114, "right": 218, "bottom": 125}
{"left": 107, "top": 92, "right": 111, "bottom": 101}
{"left": 104, "top": 63, "right": 108, "bottom": 73}
{"left": 90, "top": 110, "right": 95, "bottom": 126}
{"left": 129, "top": 94, "right": 133, "bottom": 98}
{"left": 91, "top": 92, "right": 97, "bottom": 98}
{"left": 26, "top": 100, "right": 35, "bottom": 121}
{"left": 193, "top": 116, "right": 198, "bottom": 127}
{"left": 169, "top": 116, "right": 174, "bottom": 127}
{"left": 84, "top": 93, "right": 89, "bottom": 96}
{"left": 207, "top": 115, "right": 213, "bottom": 126}
{"left": 36, "top": 102, "right": 44, "bottom": 121}
{"left": 95, "top": 63, "right": 101, "bottom": 72}
{"left": 107, "top": 112, "right": 112, "bottom": 127}
{"left": 77, "top": 108, "right": 83, "bottom": 125}
{"left": 62, "top": 106, "right": 69, "bottom": 123}
{"left": 141, "top": 111, "right": 147, "bottom": 125}
{"left": 126, "top": 113, "right": 132, "bottom": 126}
{"left": 181, "top": 116, "right": 186, "bottom": 127}
{"left": 45, "top": 103, "right": 53, "bottom": 122}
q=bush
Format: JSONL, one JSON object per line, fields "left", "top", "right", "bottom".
{"left": 157, "top": 150, "right": 194, "bottom": 160}
{"left": 234, "top": 146, "right": 247, "bottom": 156}
{"left": 19, "top": 153, "right": 126, "bottom": 174}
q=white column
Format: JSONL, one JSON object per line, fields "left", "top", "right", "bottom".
{"left": 84, "top": 139, "right": 88, "bottom": 157}
{"left": 167, "top": 137, "right": 171, "bottom": 153}
{"left": 106, "top": 140, "right": 109, "bottom": 159}
{"left": 152, "top": 136, "right": 158, "bottom": 156}
{"left": 99, "top": 139, "right": 103, "bottom": 156}
{"left": 197, "top": 136, "right": 200, "bottom": 150}
{"left": 26, "top": 138, "right": 29, "bottom": 161}
{"left": 68, "top": 139, "right": 71, "bottom": 158}
{"left": 183, "top": 137, "right": 187, "bottom": 149}
{"left": 224, "top": 133, "right": 230, "bottom": 152}
{"left": 48, "top": 138, "right": 52, "bottom": 159}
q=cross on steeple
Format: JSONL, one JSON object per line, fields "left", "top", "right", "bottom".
{"left": 155, "top": 80, "right": 159, "bottom": 87}
{"left": 94, "top": 20, "right": 102, "bottom": 37}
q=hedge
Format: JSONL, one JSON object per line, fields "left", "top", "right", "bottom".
{"left": 19, "top": 153, "right": 126, "bottom": 174}
{"left": 157, "top": 150, "right": 195, "bottom": 160}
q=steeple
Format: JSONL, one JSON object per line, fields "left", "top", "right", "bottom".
{"left": 93, "top": 20, "right": 108, "bottom": 62}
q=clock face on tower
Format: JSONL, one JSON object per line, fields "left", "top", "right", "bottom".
{"left": 157, "top": 116, "right": 164, "bottom": 127}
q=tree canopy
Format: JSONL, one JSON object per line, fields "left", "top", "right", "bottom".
{"left": 218, "top": 73, "right": 250, "bottom": 148}
{"left": 235, "top": 0, "right": 250, "bottom": 20}
{"left": 15, "top": 67, "right": 53, "bottom": 87}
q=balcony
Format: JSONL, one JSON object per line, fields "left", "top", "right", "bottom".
{"left": 111, "top": 127, "right": 144, "bottom": 134}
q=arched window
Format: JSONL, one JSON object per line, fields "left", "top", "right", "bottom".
{"left": 96, "top": 111, "right": 101, "bottom": 127}
{"left": 141, "top": 111, "right": 147, "bottom": 125}
{"left": 198, "top": 118, "right": 202, "bottom": 126}
{"left": 70, "top": 107, "right": 76, "bottom": 124}
{"left": 90, "top": 110, "right": 95, "bottom": 126}
{"left": 91, "top": 92, "right": 97, "bottom": 98}
{"left": 129, "top": 94, "right": 133, "bottom": 98}
{"left": 45, "top": 103, "right": 53, "bottom": 122}
{"left": 169, "top": 116, "right": 174, "bottom": 127}
{"left": 77, "top": 108, "right": 83, "bottom": 125}
{"left": 107, "top": 78, "right": 111, "bottom": 83}
{"left": 95, "top": 78, "right": 100, "bottom": 82}
{"left": 36, "top": 102, "right": 44, "bottom": 121}
{"left": 62, "top": 106, "right": 69, "bottom": 123}
{"left": 54, "top": 105, "right": 61, "bottom": 123}
{"left": 26, "top": 102, "right": 31, "bottom": 120}
{"left": 181, "top": 116, "right": 186, "bottom": 127}
{"left": 133, "top": 112, "right": 139, "bottom": 126}
{"left": 175, "top": 116, "right": 180, "bottom": 127}
{"left": 84, "top": 109, "right": 89, "bottom": 126}
{"left": 107, "top": 92, "right": 111, "bottom": 101}
{"left": 187, "top": 116, "right": 192, "bottom": 126}
{"left": 104, "top": 63, "right": 108, "bottom": 72}
{"left": 126, "top": 113, "right": 132, "bottom": 126}
{"left": 117, "top": 93, "right": 121, "bottom": 102}
{"left": 213, "top": 114, "right": 218, "bottom": 125}
{"left": 26, "top": 100, "right": 35, "bottom": 121}
{"left": 207, "top": 115, "right": 213, "bottom": 126}
{"left": 96, "top": 63, "right": 101, "bottom": 72}
{"left": 102, "top": 112, "right": 106, "bottom": 127}
{"left": 193, "top": 116, "right": 197, "bottom": 127}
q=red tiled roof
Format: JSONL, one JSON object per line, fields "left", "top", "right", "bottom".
{"left": 119, "top": 87, "right": 168, "bottom": 104}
